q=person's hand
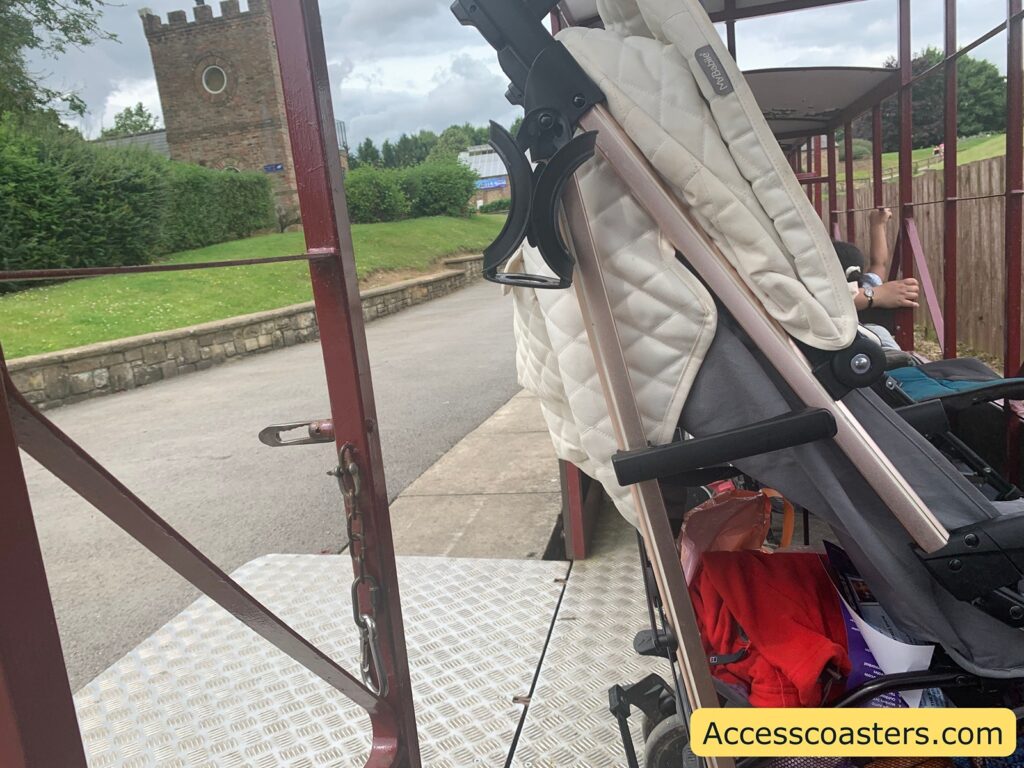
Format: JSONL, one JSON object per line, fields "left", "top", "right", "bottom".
{"left": 873, "top": 278, "right": 919, "bottom": 309}
{"left": 869, "top": 207, "right": 893, "bottom": 227}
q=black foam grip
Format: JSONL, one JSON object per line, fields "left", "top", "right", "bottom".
{"left": 612, "top": 409, "right": 838, "bottom": 487}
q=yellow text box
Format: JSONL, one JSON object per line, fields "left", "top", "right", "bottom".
{"left": 689, "top": 708, "right": 1016, "bottom": 758}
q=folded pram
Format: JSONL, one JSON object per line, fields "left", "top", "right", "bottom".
{"left": 452, "top": 0, "right": 1024, "bottom": 762}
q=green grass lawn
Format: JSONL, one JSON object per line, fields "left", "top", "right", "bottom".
{"left": 0, "top": 215, "right": 505, "bottom": 359}
{"left": 838, "top": 134, "right": 1004, "bottom": 184}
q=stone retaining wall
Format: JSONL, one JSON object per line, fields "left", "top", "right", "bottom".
{"left": 9, "top": 255, "right": 483, "bottom": 410}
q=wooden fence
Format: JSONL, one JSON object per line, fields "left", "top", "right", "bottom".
{"left": 833, "top": 155, "right": 1021, "bottom": 362}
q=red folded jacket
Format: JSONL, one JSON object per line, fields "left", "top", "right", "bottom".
{"left": 689, "top": 550, "right": 851, "bottom": 707}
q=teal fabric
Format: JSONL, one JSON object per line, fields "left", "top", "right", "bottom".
{"left": 889, "top": 367, "right": 1024, "bottom": 402}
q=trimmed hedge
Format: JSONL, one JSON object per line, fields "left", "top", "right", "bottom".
{"left": 478, "top": 198, "right": 510, "bottom": 213}
{"left": 163, "top": 164, "right": 274, "bottom": 251}
{"left": 0, "top": 117, "right": 167, "bottom": 278}
{"left": 0, "top": 115, "right": 273, "bottom": 291}
{"left": 344, "top": 161, "right": 478, "bottom": 223}
{"left": 344, "top": 166, "right": 411, "bottom": 224}
{"left": 400, "top": 162, "right": 477, "bottom": 218}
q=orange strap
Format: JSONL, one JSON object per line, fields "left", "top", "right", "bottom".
{"left": 762, "top": 488, "right": 795, "bottom": 550}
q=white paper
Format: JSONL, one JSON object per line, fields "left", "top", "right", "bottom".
{"left": 838, "top": 593, "right": 935, "bottom": 708}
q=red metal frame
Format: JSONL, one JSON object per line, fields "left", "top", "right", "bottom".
{"left": 0, "top": 348, "right": 87, "bottom": 768}
{"left": 1006, "top": 0, "right": 1024, "bottom": 482}
{"left": 895, "top": 0, "right": 915, "bottom": 350}
{"left": 812, "top": 135, "right": 824, "bottom": 218}
{"left": 827, "top": 129, "right": 840, "bottom": 238}
{"left": 0, "top": 0, "right": 420, "bottom": 764}
{"left": 942, "top": 0, "right": 959, "bottom": 359}
{"left": 269, "top": 2, "right": 420, "bottom": 761}
{"left": 1006, "top": 0, "right": 1024, "bottom": 381}
{"left": 844, "top": 120, "right": 856, "bottom": 241}
{"left": 872, "top": 105, "right": 884, "bottom": 208}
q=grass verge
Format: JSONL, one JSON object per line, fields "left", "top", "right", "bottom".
{"left": 0, "top": 215, "right": 504, "bottom": 359}
{"left": 838, "top": 134, "right": 1005, "bottom": 184}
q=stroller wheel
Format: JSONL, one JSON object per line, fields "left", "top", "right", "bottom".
{"left": 643, "top": 713, "right": 699, "bottom": 768}
{"left": 641, "top": 710, "right": 666, "bottom": 741}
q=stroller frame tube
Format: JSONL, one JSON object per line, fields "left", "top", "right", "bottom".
{"left": 561, "top": 179, "right": 733, "bottom": 768}
{"left": 575, "top": 104, "right": 950, "bottom": 555}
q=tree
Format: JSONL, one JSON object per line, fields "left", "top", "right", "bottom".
{"left": 391, "top": 130, "right": 437, "bottom": 167}
{"left": 0, "top": 0, "right": 114, "bottom": 116}
{"left": 381, "top": 138, "right": 397, "bottom": 168}
{"left": 957, "top": 54, "right": 1007, "bottom": 137}
{"left": 355, "top": 137, "right": 382, "bottom": 167}
{"left": 509, "top": 115, "right": 523, "bottom": 137}
{"left": 426, "top": 123, "right": 488, "bottom": 162}
{"left": 856, "top": 47, "right": 1006, "bottom": 152}
{"left": 100, "top": 102, "right": 160, "bottom": 137}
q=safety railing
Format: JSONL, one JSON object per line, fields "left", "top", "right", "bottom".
{"left": 790, "top": 2, "right": 1024, "bottom": 376}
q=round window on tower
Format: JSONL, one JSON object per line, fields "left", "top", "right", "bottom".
{"left": 202, "top": 65, "right": 227, "bottom": 95}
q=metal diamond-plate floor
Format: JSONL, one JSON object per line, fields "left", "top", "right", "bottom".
{"left": 74, "top": 554, "right": 568, "bottom": 767}
{"left": 511, "top": 512, "right": 668, "bottom": 767}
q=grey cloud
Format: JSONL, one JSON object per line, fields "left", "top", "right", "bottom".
{"left": 734, "top": 0, "right": 1012, "bottom": 71}
{"left": 339, "top": 52, "right": 520, "bottom": 147}
{"left": 32, "top": 0, "right": 1016, "bottom": 138}
{"left": 320, "top": 0, "right": 483, "bottom": 59}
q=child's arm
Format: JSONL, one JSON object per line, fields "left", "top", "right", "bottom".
{"left": 867, "top": 207, "right": 893, "bottom": 280}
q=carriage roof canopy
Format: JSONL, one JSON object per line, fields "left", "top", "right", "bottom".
{"left": 744, "top": 66, "right": 899, "bottom": 143}
{"left": 558, "top": 0, "right": 867, "bottom": 25}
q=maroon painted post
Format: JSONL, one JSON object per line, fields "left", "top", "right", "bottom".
{"left": 1006, "top": 0, "right": 1024, "bottom": 482}
{"left": 813, "top": 135, "right": 824, "bottom": 219}
{"left": 269, "top": 0, "right": 420, "bottom": 764}
{"left": 872, "top": 105, "right": 885, "bottom": 208}
{"left": 906, "top": 219, "right": 945, "bottom": 350}
{"left": 844, "top": 120, "right": 856, "bottom": 241}
{"left": 725, "top": 0, "right": 737, "bottom": 57}
{"left": 896, "top": 0, "right": 916, "bottom": 350}
{"left": 827, "top": 129, "right": 841, "bottom": 237}
{"left": 0, "top": 350, "right": 89, "bottom": 768}
{"left": 1007, "top": 0, "right": 1024, "bottom": 379}
{"left": 943, "top": 0, "right": 959, "bottom": 359}
{"left": 560, "top": 461, "right": 599, "bottom": 559}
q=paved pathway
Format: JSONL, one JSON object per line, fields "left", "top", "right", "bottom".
{"left": 20, "top": 280, "right": 520, "bottom": 690}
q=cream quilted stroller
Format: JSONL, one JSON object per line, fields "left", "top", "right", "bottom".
{"left": 452, "top": 0, "right": 1024, "bottom": 765}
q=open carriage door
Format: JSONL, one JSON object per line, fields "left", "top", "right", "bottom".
{"left": 0, "top": 1, "right": 422, "bottom": 765}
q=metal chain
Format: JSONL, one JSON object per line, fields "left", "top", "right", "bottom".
{"left": 331, "top": 443, "right": 388, "bottom": 697}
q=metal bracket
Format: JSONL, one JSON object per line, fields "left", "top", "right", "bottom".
{"left": 804, "top": 330, "right": 887, "bottom": 400}
{"left": 916, "top": 515, "right": 1024, "bottom": 628}
{"left": 258, "top": 419, "right": 335, "bottom": 447}
{"left": 451, "top": 0, "right": 605, "bottom": 289}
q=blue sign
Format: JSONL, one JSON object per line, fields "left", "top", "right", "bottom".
{"left": 475, "top": 176, "right": 506, "bottom": 190}
{"left": 263, "top": 163, "right": 285, "bottom": 173}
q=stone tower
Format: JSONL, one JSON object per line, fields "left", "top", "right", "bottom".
{"left": 140, "top": 0, "right": 298, "bottom": 213}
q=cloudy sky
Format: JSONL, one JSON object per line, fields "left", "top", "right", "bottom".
{"left": 30, "top": 0, "right": 1015, "bottom": 146}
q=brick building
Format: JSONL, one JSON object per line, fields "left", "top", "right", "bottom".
{"left": 140, "top": 0, "right": 298, "bottom": 212}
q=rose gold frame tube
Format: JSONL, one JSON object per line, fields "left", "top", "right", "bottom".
{"left": 572, "top": 105, "right": 948, "bottom": 554}
{"left": 561, "top": 179, "right": 734, "bottom": 768}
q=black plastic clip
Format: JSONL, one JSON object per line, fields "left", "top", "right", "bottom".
{"left": 451, "top": 0, "right": 606, "bottom": 289}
